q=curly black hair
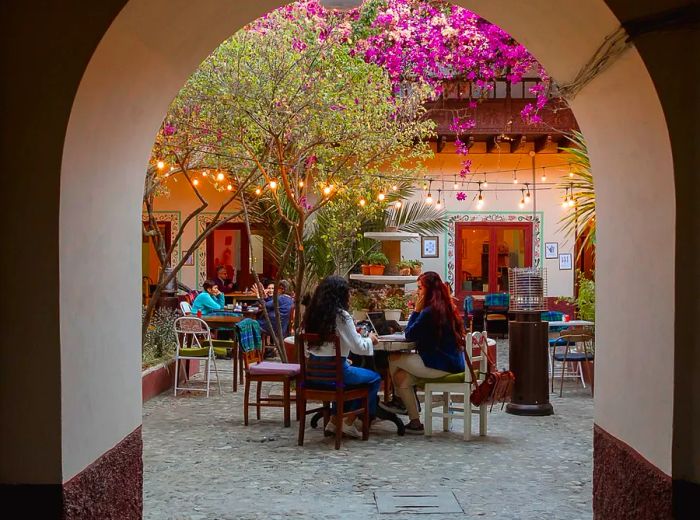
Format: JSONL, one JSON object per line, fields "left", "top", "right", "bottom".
{"left": 302, "top": 275, "right": 350, "bottom": 339}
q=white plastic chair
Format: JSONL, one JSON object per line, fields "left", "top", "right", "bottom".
{"left": 180, "top": 300, "right": 192, "bottom": 315}
{"left": 423, "top": 331, "right": 489, "bottom": 440}
{"left": 173, "top": 316, "right": 221, "bottom": 397}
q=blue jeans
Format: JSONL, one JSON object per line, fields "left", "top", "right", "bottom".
{"left": 307, "top": 356, "right": 381, "bottom": 417}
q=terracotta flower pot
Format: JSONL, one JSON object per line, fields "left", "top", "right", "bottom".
{"left": 410, "top": 266, "right": 422, "bottom": 276}
{"left": 361, "top": 264, "right": 371, "bottom": 275}
{"left": 399, "top": 267, "right": 411, "bottom": 276}
{"left": 368, "top": 264, "right": 386, "bottom": 275}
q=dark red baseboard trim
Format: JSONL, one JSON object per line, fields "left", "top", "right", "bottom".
{"left": 63, "top": 426, "right": 142, "bottom": 519}
{"left": 0, "top": 427, "right": 143, "bottom": 519}
{"left": 593, "top": 424, "right": 672, "bottom": 519}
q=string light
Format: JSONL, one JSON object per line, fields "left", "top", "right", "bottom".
{"left": 192, "top": 178, "right": 199, "bottom": 186}
{"left": 298, "top": 180, "right": 304, "bottom": 188}
{"left": 568, "top": 182, "right": 575, "bottom": 206}
{"left": 216, "top": 172, "right": 225, "bottom": 181}
{"left": 483, "top": 174, "right": 488, "bottom": 188}
{"left": 477, "top": 190, "right": 484, "bottom": 209}
{"left": 453, "top": 175, "right": 459, "bottom": 190}
{"left": 255, "top": 187, "right": 262, "bottom": 195}
{"left": 512, "top": 170, "right": 518, "bottom": 184}
{"left": 425, "top": 180, "right": 433, "bottom": 204}
{"left": 323, "top": 185, "right": 332, "bottom": 196}
{"left": 541, "top": 167, "right": 547, "bottom": 182}
{"left": 519, "top": 189, "right": 525, "bottom": 209}
{"left": 377, "top": 191, "right": 386, "bottom": 201}
{"left": 394, "top": 200, "right": 402, "bottom": 209}
{"left": 170, "top": 166, "right": 174, "bottom": 172}
{"left": 525, "top": 183, "right": 531, "bottom": 203}
{"left": 436, "top": 189, "right": 442, "bottom": 209}
{"left": 227, "top": 184, "right": 233, "bottom": 191}
{"left": 202, "top": 170, "right": 208, "bottom": 177}
{"left": 569, "top": 164, "right": 574, "bottom": 178}
{"left": 359, "top": 198, "right": 366, "bottom": 207}
{"left": 269, "top": 180, "right": 278, "bottom": 190}
{"left": 156, "top": 161, "right": 165, "bottom": 170}
{"left": 391, "top": 184, "right": 398, "bottom": 191}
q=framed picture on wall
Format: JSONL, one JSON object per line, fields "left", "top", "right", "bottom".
{"left": 545, "top": 242, "right": 558, "bottom": 259}
{"left": 559, "top": 253, "right": 573, "bottom": 270}
{"left": 182, "top": 250, "right": 195, "bottom": 266}
{"left": 421, "top": 236, "right": 439, "bottom": 258}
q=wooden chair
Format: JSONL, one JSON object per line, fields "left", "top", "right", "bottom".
{"left": 236, "top": 320, "right": 300, "bottom": 427}
{"left": 297, "top": 333, "right": 370, "bottom": 450}
{"left": 420, "top": 331, "right": 489, "bottom": 440}
{"left": 551, "top": 326, "right": 594, "bottom": 396}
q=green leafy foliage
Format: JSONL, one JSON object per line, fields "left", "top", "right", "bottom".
{"left": 576, "top": 271, "right": 595, "bottom": 322}
{"left": 142, "top": 307, "right": 179, "bottom": 367}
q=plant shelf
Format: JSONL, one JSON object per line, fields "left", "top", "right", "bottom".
{"left": 349, "top": 274, "right": 418, "bottom": 285}
{"left": 364, "top": 231, "right": 420, "bottom": 242}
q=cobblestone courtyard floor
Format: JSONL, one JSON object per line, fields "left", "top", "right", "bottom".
{"left": 143, "top": 342, "right": 593, "bottom": 519}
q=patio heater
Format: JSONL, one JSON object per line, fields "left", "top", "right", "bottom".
{"left": 505, "top": 267, "right": 553, "bottom": 416}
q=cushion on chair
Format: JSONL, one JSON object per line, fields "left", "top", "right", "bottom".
{"left": 415, "top": 372, "right": 468, "bottom": 386}
{"left": 486, "top": 313, "right": 507, "bottom": 321}
{"left": 248, "top": 361, "right": 300, "bottom": 376}
{"left": 549, "top": 338, "right": 569, "bottom": 347}
{"left": 179, "top": 347, "right": 228, "bottom": 357}
{"left": 552, "top": 352, "right": 594, "bottom": 362}
{"left": 485, "top": 293, "right": 509, "bottom": 307}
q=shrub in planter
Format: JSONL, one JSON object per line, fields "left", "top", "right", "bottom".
{"left": 409, "top": 259, "right": 423, "bottom": 275}
{"left": 396, "top": 259, "right": 412, "bottom": 276}
{"left": 367, "top": 251, "right": 389, "bottom": 275}
{"left": 142, "top": 306, "right": 179, "bottom": 369}
{"left": 383, "top": 292, "right": 409, "bottom": 320}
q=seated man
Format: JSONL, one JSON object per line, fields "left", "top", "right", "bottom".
{"left": 191, "top": 280, "right": 225, "bottom": 316}
{"left": 213, "top": 265, "right": 235, "bottom": 294}
{"left": 254, "top": 279, "right": 294, "bottom": 337}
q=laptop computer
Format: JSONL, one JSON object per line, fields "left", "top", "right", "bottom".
{"left": 367, "top": 311, "right": 404, "bottom": 339}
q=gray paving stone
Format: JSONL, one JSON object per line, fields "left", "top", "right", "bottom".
{"left": 143, "top": 340, "right": 593, "bottom": 519}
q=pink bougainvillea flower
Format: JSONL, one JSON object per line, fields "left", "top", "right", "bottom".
{"left": 456, "top": 191, "right": 466, "bottom": 201}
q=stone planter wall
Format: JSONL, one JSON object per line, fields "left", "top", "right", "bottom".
{"left": 142, "top": 358, "right": 200, "bottom": 402}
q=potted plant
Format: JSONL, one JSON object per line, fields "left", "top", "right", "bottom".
{"left": 409, "top": 259, "right": 423, "bottom": 276}
{"left": 349, "top": 290, "right": 372, "bottom": 322}
{"left": 360, "top": 255, "right": 371, "bottom": 275}
{"left": 396, "top": 259, "right": 412, "bottom": 276}
{"left": 367, "top": 251, "right": 389, "bottom": 275}
{"left": 575, "top": 272, "right": 595, "bottom": 390}
{"left": 383, "top": 292, "right": 409, "bottom": 321}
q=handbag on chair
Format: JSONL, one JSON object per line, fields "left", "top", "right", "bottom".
{"left": 465, "top": 334, "right": 515, "bottom": 410}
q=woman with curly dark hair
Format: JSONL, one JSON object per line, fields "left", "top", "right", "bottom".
{"left": 303, "top": 275, "right": 381, "bottom": 438}
{"left": 381, "top": 271, "right": 466, "bottom": 434}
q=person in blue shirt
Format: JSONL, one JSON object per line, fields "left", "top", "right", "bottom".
{"left": 380, "top": 271, "right": 466, "bottom": 434}
{"left": 191, "top": 280, "right": 225, "bottom": 316}
{"left": 255, "top": 279, "right": 294, "bottom": 337}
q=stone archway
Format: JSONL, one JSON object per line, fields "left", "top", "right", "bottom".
{"left": 2, "top": 1, "right": 696, "bottom": 518}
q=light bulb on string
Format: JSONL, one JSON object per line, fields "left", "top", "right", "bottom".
{"left": 394, "top": 200, "right": 402, "bottom": 209}
{"left": 453, "top": 175, "right": 459, "bottom": 190}
{"left": 269, "top": 180, "right": 278, "bottom": 190}
{"left": 255, "top": 187, "right": 262, "bottom": 196}
{"left": 157, "top": 160, "right": 165, "bottom": 170}
{"left": 377, "top": 191, "right": 386, "bottom": 201}
{"left": 323, "top": 185, "right": 332, "bottom": 196}
{"left": 359, "top": 198, "right": 366, "bottom": 207}
{"left": 525, "top": 184, "right": 531, "bottom": 203}
{"left": 569, "top": 164, "right": 574, "bottom": 178}
{"left": 477, "top": 190, "right": 484, "bottom": 209}
{"left": 568, "top": 182, "right": 575, "bottom": 206}
{"left": 192, "top": 178, "right": 199, "bottom": 186}
{"left": 227, "top": 184, "right": 233, "bottom": 191}
{"left": 512, "top": 170, "right": 518, "bottom": 184}
{"left": 170, "top": 166, "right": 174, "bottom": 172}
{"left": 202, "top": 170, "right": 208, "bottom": 177}
{"left": 425, "top": 180, "right": 433, "bottom": 204}
{"left": 541, "top": 167, "right": 547, "bottom": 182}
{"left": 435, "top": 190, "right": 442, "bottom": 209}
{"left": 216, "top": 172, "right": 225, "bottom": 182}
{"left": 391, "top": 184, "right": 398, "bottom": 191}
{"left": 482, "top": 174, "right": 488, "bottom": 188}
{"left": 519, "top": 189, "right": 525, "bottom": 209}
{"left": 298, "top": 179, "right": 304, "bottom": 188}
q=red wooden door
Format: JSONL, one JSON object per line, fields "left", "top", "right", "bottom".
{"left": 455, "top": 222, "right": 533, "bottom": 299}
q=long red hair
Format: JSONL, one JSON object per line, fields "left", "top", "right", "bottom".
{"left": 418, "top": 271, "right": 465, "bottom": 348}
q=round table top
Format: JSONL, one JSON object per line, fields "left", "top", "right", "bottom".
{"left": 374, "top": 336, "right": 495, "bottom": 352}
{"left": 547, "top": 320, "right": 594, "bottom": 328}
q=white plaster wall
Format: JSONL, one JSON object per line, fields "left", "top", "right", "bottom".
{"left": 60, "top": 0, "right": 675, "bottom": 480}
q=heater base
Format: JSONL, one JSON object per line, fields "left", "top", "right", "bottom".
{"left": 506, "top": 402, "right": 553, "bottom": 416}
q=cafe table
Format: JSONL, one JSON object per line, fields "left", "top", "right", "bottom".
{"left": 224, "top": 291, "right": 259, "bottom": 305}
{"left": 547, "top": 320, "right": 594, "bottom": 329}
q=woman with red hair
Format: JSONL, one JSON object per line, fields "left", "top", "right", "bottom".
{"left": 381, "top": 271, "right": 466, "bottom": 433}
